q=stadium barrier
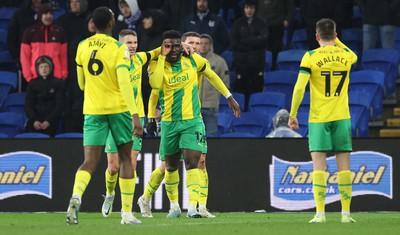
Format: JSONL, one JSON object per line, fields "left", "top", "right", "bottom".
{"left": 0, "top": 138, "right": 399, "bottom": 212}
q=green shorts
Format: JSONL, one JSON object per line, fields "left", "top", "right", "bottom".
{"left": 105, "top": 118, "right": 144, "bottom": 153}
{"left": 83, "top": 112, "right": 132, "bottom": 146}
{"left": 158, "top": 138, "right": 207, "bottom": 161}
{"left": 160, "top": 117, "right": 207, "bottom": 156}
{"left": 308, "top": 119, "right": 352, "bottom": 152}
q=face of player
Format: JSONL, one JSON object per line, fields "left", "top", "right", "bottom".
{"left": 244, "top": 5, "right": 256, "bottom": 18}
{"left": 41, "top": 11, "right": 53, "bottom": 26}
{"left": 122, "top": 34, "right": 138, "bottom": 55}
{"left": 197, "top": 0, "right": 208, "bottom": 13}
{"left": 184, "top": 36, "right": 200, "bottom": 53}
{"left": 199, "top": 37, "right": 211, "bottom": 54}
{"left": 119, "top": 2, "right": 132, "bottom": 18}
{"left": 38, "top": 63, "right": 51, "bottom": 78}
{"left": 166, "top": 38, "right": 183, "bottom": 63}
{"left": 70, "top": 0, "right": 81, "bottom": 14}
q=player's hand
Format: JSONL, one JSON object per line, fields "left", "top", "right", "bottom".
{"left": 181, "top": 42, "right": 194, "bottom": 57}
{"left": 227, "top": 96, "right": 241, "bottom": 118}
{"left": 289, "top": 117, "right": 299, "bottom": 130}
{"left": 132, "top": 114, "right": 143, "bottom": 138}
{"left": 145, "top": 118, "right": 158, "bottom": 137}
{"left": 161, "top": 39, "right": 172, "bottom": 56}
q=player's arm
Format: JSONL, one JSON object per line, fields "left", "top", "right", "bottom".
{"left": 334, "top": 37, "right": 358, "bottom": 64}
{"left": 75, "top": 46, "right": 85, "bottom": 90}
{"left": 145, "top": 46, "right": 161, "bottom": 62}
{"left": 117, "top": 66, "right": 138, "bottom": 115}
{"left": 147, "top": 89, "right": 159, "bottom": 118}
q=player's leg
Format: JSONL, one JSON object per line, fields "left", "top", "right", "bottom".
{"left": 332, "top": 119, "right": 355, "bottom": 223}
{"left": 67, "top": 115, "right": 108, "bottom": 225}
{"left": 307, "top": 122, "right": 332, "bottom": 223}
{"left": 198, "top": 153, "right": 215, "bottom": 218}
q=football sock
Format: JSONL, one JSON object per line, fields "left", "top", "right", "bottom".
{"left": 338, "top": 170, "right": 352, "bottom": 213}
{"left": 105, "top": 169, "right": 118, "bottom": 195}
{"left": 312, "top": 170, "right": 326, "bottom": 213}
{"left": 119, "top": 177, "right": 135, "bottom": 213}
{"left": 144, "top": 167, "right": 164, "bottom": 199}
{"left": 72, "top": 170, "right": 91, "bottom": 198}
{"left": 186, "top": 169, "right": 201, "bottom": 206}
{"left": 165, "top": 170, "right": 179, "bottom": 203}
{"left": 198, "top": 168, "right": 209, "bottom": 206}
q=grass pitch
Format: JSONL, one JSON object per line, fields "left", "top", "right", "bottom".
{"left": 1, "top": 212, "right": 399, "bottom": 235}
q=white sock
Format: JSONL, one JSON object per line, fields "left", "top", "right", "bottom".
{"left": 316, "top": 212, "right": 325, "bottom": 217}
{"left": 199, "top": 204, "right": 207, "bottom": 210}
{"left": 170, "top": 202, "right": 180, "bottom": 209}
{"left": 342, "top": 211, "right": 350, "bottom": 216}
{"left": 188, "top": 204, "right": 196, "bottom": 211}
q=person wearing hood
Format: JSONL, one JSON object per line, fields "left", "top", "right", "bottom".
{"left": 56, "top": 0, "right": 91, "bottom": 133}
{"left": 113, "top": 0, "right": 142, "bottom": 39}
{"left": 199, "top": 33, "right": 230, "bottom": 137}
{"left": 231, "top": 0, "right": 268, "bottom": 111}
{"left": 180, "top": 0, "right": 230, "bottom": 54}
{"left": 25, "top": 55, "right": 65, "bottom": 137}
{"left": 266, "top": 109, "right": 302, "bottom": 138}
{"left": 20, "top": 3, "right": 68, "bottom": 83}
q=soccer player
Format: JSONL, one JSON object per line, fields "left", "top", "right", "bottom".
{"left": 100, "top": 29, "right": 161, "bottom": 222}
{"left": 288, "top": 18, "right": 357, "bottom": 223}
{"left": 146, "top": 30, "right": 240, "bottom": 218}
{"left": 66, "top": 7, "right": 143, "bottom": 225}
{"left": 138, "top": 32, "right": 220, "bottom": 218}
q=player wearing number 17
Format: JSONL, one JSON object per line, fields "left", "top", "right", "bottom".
{"left": 288, "top": 18, "right": 357, "bottom": 223}
{"left": 66, "top": 7, "right": 143, "bottom": 225}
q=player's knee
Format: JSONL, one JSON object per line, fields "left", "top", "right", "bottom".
{"left": 166, "top": 164, "right": 179, "bottom": 172}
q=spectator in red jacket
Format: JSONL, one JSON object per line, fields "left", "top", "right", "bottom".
{"left": 20, "top": 3, "right": 68, "bottom": 83}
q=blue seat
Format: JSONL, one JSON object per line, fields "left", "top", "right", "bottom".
{"left": 219, "top": 132, "right": 257, "bottom": 138}
{"left": 265, "top": 50, "right": 273, "bottom": 72}
{"left": 53, "top": 8, "right": 66, "bottom": 20}
{"left": 276, "top": 49, "right": 307, "bottom": 72}
{"left": 248, "top": 91, "right": 286, "bottom": 116}
{"left": 296, "top": 110, "right": 309, "bottom": 137}
{"left": 298, "top": 91, "right": 310, "bottom": 113}
{"left": 291, "top": 29, "right": 308, "bottom": 50}
{"left": 263, "top": 70, "right": 298, "bottom": 108}
{"left": 3, "top": 92, "right": 25, "bottom": 112}
{"left": 0, "top": 50, "right": 17, "bottom": 71}
{"left": 361, "top": 49, "right": 399, "bottom": 97}
{"left": 0, "top": 29, "right": 7, "bottom": 52}
{"left": 0, "top": 112, "right": 25, "bottom": 137}
{"left": 55, "top": 132, "right": 84, "bottom": 138}
{"left": 0, "top": 71, "right": 17, "bottom": 106}
{"left": 0, "top": 7, "right": 18, "bottom": 20}
{"left": 349, "top": 91, "right": 371, "bottom": 137}
{"left": 349, "top": 70, "right": 384, "bottom": 118}
{"left": 231, "top": 112, "right": 272, "bottom": 137}
{"left": 217, "top": 112, "right": 233, "bottom": 137}
{"left": 395, "top": 28, "right": 400, "bottom": 56}
{"left": 341, "top": 28, "right": 363, "bottom": 58}
{"left": 219, "top": 92, "right": 245, "bottom": 114}
{"left": 220, "top": 50, "right": 233, "bottom": 70}
{"left": 15, "top": 132, "right": 50, "bottom": 138}
{"left": 0, "top": 132, "right": 9, "bottom": 138}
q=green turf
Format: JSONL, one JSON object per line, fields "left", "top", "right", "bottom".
{"left": 1, "top": 212, "right": 399, "bottom": 235}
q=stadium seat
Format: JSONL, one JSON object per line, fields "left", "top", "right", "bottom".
{"left": 349, "top": 91, "right": 371, "bottom": 137}
{"left": 0, "top": 71, "right": 17, "bottom": 106}
{"left": 219, "top": 92, "right": 245, "bottom": 114}
{"left": 217, "top": 112, "right": 233, "bottom": 137}
{"left": 0, "top": 132, "right": 9, "bottom": 138}
{"left": 352, "top": 6, "right": 362, "bottom": 28}
{"left": 349, "top": 70, "right": 384, "bottom": 118}
{"left": 53, "top": 8, "right": 66, "bottom": 20}
{"left": 2, "top": 92, "right": 25, "bottom": 113}
{"left": 276, "top": 49, "right": 307, "bottom": 72}
{"left": 220, "top": 50, "right": 233, "bottom": 70}
{"left": 231, "top": 112, "right": 273, "bottom": 137}
{"left": 219, "top": 132, "right": 257, "bottom": 138}
{"left": 296, "top": 110, "right": 309, "bottom": 137}
{"left": 0, "top": 29, "right": 7, "bottom": 52}
{"left": 291, "top": 29, "right": 308, "bottom": 50}
{"left": 395, "top": 28, "right": 400, "bottom": 55}
{"left": 0, "top": 7, "right": 17, "bottom": 30}
{"left": 0, "top": 112, "right": 25, "bottom": 137}
{"left": 263, "top": 70, "right": 298, "bottom": 108}
{"left": 265, "top": 50, "right": 273, "bottom": 72}
{"left": 0, "top": 50, "right": 17, "bottom": 72}
{"left": 341, "top": 28, "right": 363, "bottom": 58}
{"left": 15, "top": 132, "right": 50, "bottom": 138}
{"left": 55, "top": 132, "right": 84, "bottom": 138}
{"left": 248, "top": 91, "right": 286, "bottom": 116}
{"left": 361, "top": 49, "right": 399, "bottom": 97}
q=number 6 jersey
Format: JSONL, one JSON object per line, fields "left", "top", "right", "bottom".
{"left": 290, "top": 38, "right": 358, "bottom": 123}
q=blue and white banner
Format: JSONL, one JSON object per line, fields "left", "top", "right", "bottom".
{"left": 0, "top": 151, "right": 52, "bottom": 200}
{"left": 270, "top": 151, "right": 392, "bottom": 211}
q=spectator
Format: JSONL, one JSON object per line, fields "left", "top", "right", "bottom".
{"left": 113, "top": 0, "right": 142, "bottom": 38}
{"left": 56, "top": 0, "right": 90, "bottom": 133}
{"left": 137, "top": 9, "right": 170, "bottom": 115}
{"left": 199, "top": 33, "right": 230, "bottom": 137}
{"left": 180, "top": 0, "right": 230, "bottom": 54}
{"left": 20, "top": 3, "right": 68, "bottom": 84}
{"left": 7, "top": 0, "right": 43, "bottom": 77}
{"left": 25, "top": 56, "right": 65, "bottom": 137}
{"left": 357, "top": 0, "right": 399, "bottom": 51}
{"left": 257, "top": 0, "right": 295, "bottom": 69}
{"left": 231, "top": 0, "right": 268, "bottom": 110}
{"left": 162, "top": 0, "right": 194, "bottom": 31}
{"left": 266, "top": 109, "right": 302, "bottom": 138}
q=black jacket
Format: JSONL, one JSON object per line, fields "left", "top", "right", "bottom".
{"left": 357, "top": 0, "right": 399, "bottom": 26}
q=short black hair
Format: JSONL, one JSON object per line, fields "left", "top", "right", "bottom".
{"left": 92, "top": 7, "right": 114, "bottom": 30}
{"left": 163, "top": 30, "right": 181, "bottom": 40}
{"left": 119, "top": 29, "right": 137, "bottom": 38}
{"left": 181, "top": 31, "right": 200, "bottom": 42}
{"left": 316, "top": 18, "right": 336, "bottom": 41}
